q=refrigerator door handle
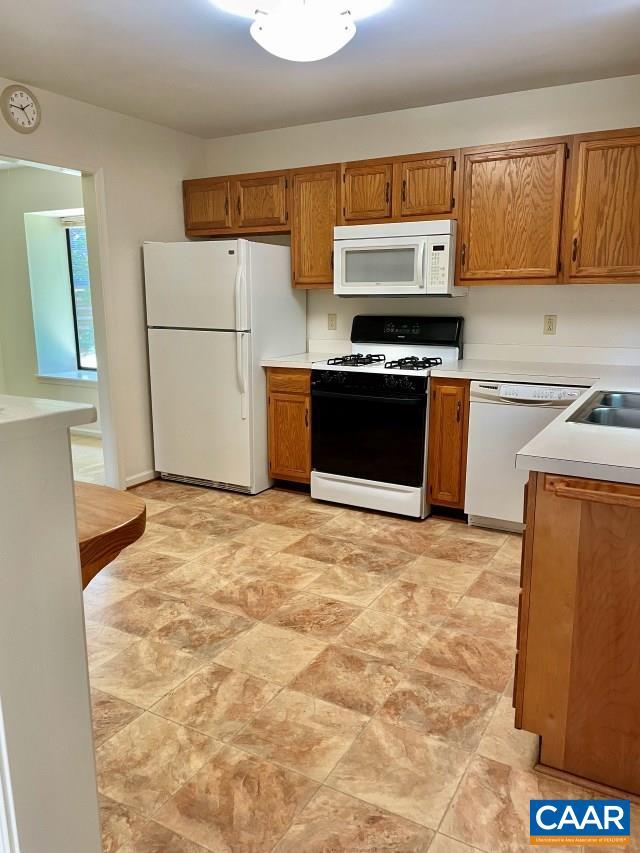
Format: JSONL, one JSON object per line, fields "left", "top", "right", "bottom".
{"left": 234, "top": 244, "right": 248, "bottom": 330}
{"left": 236, "top": 332, "right": 249, "bottom": 420}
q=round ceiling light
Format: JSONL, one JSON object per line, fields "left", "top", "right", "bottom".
{"left": 211, "top": 0, "right": 392, "bottom": 61}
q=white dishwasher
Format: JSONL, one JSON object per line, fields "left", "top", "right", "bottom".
{"left": 464, "top": 380, "right": 586, "bottom": 530}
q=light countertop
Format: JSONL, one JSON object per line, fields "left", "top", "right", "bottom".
{"left": 261, "top": 352, "right": 346, "bottom": 369}
{"left": 0, "top": 394, "right": 96, "bottom": 442}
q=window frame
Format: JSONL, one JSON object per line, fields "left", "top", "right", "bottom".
{"left": 64, "top": 225, "right": 97, "bottom": 373}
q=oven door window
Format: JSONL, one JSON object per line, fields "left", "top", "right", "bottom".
{"left": 312, "top": 391, "right": 427, "bottom": 487}
{"left": 344, "top": 246, "right": 418, "bottom": 285}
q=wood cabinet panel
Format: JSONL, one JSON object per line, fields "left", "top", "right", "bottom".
{"left": 233, "top": 173, "right": 288, "bottom": 228}
{"left": 183, "top": 179, "right": 231, "bottom": 231}
{"left": 268, "top": 391, "right": 311, "bottom": 483}
{"left": 267, "top": 367, "right": 311, "bottom": 395}
{"left": 343, "top": 162, "right": 393, "bottom": 221}
{"left": 567, "top": 129, "right": 640, "bottom": 281}
{"left": 519, "top": 472, "right": 640, "bottom": 795}
{"left": 291, "top": 166, "right": 339, "bottom": 289}
{"left": 459, "top": 142, "right": 567, "bottom": 283}
{"left": 427, "top": 378, "right": 469, "bottom": 509}
{"left": 396, "top": 155, "right": 456, "bottom": 218}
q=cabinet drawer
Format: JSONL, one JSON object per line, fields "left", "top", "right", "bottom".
{"left": 267, "top": 367, "right": 310, "bottom": 395}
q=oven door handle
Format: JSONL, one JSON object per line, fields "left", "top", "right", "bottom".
{"left": 312, "top": 390, "right": 424, "bottom": 405}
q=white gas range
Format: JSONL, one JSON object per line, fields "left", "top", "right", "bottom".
{"left": 310, "top": 315, "right": 463, "bottom": 519}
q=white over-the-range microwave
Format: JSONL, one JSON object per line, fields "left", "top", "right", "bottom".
{"left": 333, "top": 220, "right": 466, "bottom": 297}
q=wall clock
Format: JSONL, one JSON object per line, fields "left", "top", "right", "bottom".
{"left": 1, "top": 85, "right": 41, "bottom": 134}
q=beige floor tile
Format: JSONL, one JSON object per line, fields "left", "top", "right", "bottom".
{"left": 378, "top": 669, "right": 498, "bottom": 750}
{"left": 214, "top": 623, "right": 326, "bottom": 685}
{"left": 125, "top": 521, "right": 177, "bottom": 553}
{"left": 428, "top": 835, "right": 480, "bottom": 853}
{"left": 266, "top": 592, "right": 360, "bottom": 640}
{"left": 150, "top": 555, "right": 230, "bottom": 604}
{"left": 100, "top": 794, "right": 148, "bottom": 853}
{"left": 147, "top": 601, "right": 253, "bottom": 658}
{"left": 275, "top": 505, "right": 342, "bottom": 530}
{"left": 286, "top": 532, "right": 412, "bottom": 576}
{"left": 130, "top": 480, "right": 209, "bottom": 504}
{"left": 96, "top": 712, "right": 217, "bottom": 816}
{"left": 104, "top": 550, "right": 185, "bottom": 586}
{"left": 401, "top": 557, "right": 481, "bottom": 595}
{"left": 92, "top": 588, "right": 188, "bottom": 637}
{"left": 371, "top": 579, "right": 460, "bottom": 626}
{"left": 237, "top": 551, "right": 328, "bottom": 589}
{"left": 85, "top": 620, "right": 137, "bottom": 669}
{"left": 118, "top": 821, "right": 208, "bottom": 852}
{"left": 328, "top": 719, "right": 470, "bottom": 828}
{"left": 422, "top": 536, "right": 501, "bottom": 567}
{"left": 90, "top": 639, "right": 203, "bottom": 707}
{"left": 83, "top": 575, "right": 140, "bottom": 618}
{"left": 449, "top": 524, "right": 508, "bottom": 547}
{"left": 233, "top": 689, "right": 367, "bottom": 781}
{"left": 152, "top": 504, "right": 258, "bottom": 537}
{"left": 440, "top": 754, "right": 596, "bottom": 853}
{"left": 151, "top": 529, "right": 222, "bottom": 560}
{"left": 291, "top": 644, "right": 404, "bottom": 716}
{"left": 155, "top": 745, "right": 318, "bottom": 852}
{"left": 276, "top": 787, "right": 434, "bottom": 852}
{"left": 476, "top": 695, "right": 539, "bottom": 771}
{"left": 232, "top": 522, "right": 306, "bottom": 552}
{"left": 142, "top": 497, "right": 176, "bottom": 517}
{"left": 445, "top": 597, "right": 518, "bottom": 644}
{"left": 339, "top": 609, "right": 435, "bottom": 666}
{"left": 413, "top": 627, "right": 514, "bottom": 694}
{"left": 211, "top": 577, "right": 295, "bottom": 619}
{"left": 319, "top": 511, "right": 443, "bottom": 555}
{"left": 306, "top": 564, "right": 393, "bottom": 606}
{"left": 152, "top": 663, "right": 279, "bottom": 740}
{"left": 488, "top": 535, "right": 523, "bottom": 576}
{"left": 285, "top": 532, "right": 357, "bottom": 565}
{"left": 91, "top": 689, "right": 143, "bottom": 747}
{"left": 466, "top": 570, "right": 520, "bottom": 608}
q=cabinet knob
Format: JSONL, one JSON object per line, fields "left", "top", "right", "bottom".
{"left": 461, "top": 243, "right": 467, "bottom": 269}
{"left": 305, "top": 408, "right": 309, "bottom": 428}
{"left": 456, "top": 400, "right": 462, "bottom": 423}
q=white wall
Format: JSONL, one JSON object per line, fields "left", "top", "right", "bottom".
{"left": 0, "top": 78, "right": 206, "bottom": 485}
{"left": 204, "top": 75, "right": 640, "bottom": 365}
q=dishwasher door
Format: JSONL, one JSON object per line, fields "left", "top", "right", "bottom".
{"left": 464, "top": 382, "right": 583, "bottom": 529}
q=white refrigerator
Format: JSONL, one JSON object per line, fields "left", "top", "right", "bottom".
{"left": 143, "top": 239, "right": 306, "bottom": 494}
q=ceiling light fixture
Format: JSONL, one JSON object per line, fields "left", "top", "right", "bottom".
{"left": 212, "top": 0, "right": 392, "bottom": 62}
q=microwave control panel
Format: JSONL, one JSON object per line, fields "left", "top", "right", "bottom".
{"left": 425, "top": 236, "right": 453, "bottom": 294}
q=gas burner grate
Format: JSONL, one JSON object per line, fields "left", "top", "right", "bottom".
{"left": 384, "top": 356, "right": 444, "bottom": 370}
{"left": 327, "top": 353, "right": 386, "bottom": 367}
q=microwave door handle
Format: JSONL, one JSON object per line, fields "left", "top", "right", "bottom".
{"left": 419, "top": 243, "right": 426, "bottom": 289}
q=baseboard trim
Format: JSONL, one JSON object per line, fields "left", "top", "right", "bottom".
{"left": 125, "top": 470, "right": 157, "bottom": 488}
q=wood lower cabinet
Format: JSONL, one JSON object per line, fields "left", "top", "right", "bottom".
{"left": 267, "top": 368, "right": 311, "bottom": 484}
{"left": 183, "top": 178, "right": 231, "bottom": 231}
{"left": 565, "top": 128, "right": 640, "bottom": 282}
{"left": 342, "top": 161, "right": 393, "bottom": 221}
{"left": 427, "top": 378, "right": 469, "bottom": 509}
{"left": 233, "top": 173, "right": 288, "bottom": 229}
{"left": 291, "top": 165, "right": 339, "bottom": 289}
{"left": 516, "top": 472, "right": 640, "bottom": 795}
{"left": 395, "top": 153, "right": 457, "bottom": 218}
{"left": 458, "top": 140, "right": 568, "bottom": 283}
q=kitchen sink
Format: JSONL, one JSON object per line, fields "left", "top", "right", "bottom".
{"left": 568, "top": 390, "right": 640, "bottom": 429}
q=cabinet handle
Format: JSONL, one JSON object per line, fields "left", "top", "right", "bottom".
{"left": 571, "top": 237, "right": 578, "bottom": 263}
{"left": 237, "top": 196, "right": 241, "bottom": 217}
{"left": 456, "top": 400, "right": 462, "bottom": 423}
{"left": 545, "top": 475, "right": 640, "bottom": 508}
{"left": 305, "top": 407, "right": 309, "bottom": 428}
{"left": 330, "top": 249, "right": 334, "bottom": 271}
{"left": 385, "top": 181, "right": 390, "bottom": 204}
{"left": 401, "top": 180, "right": 407, "bottom": 202}
{"left": 224, "top": 197, "right": 229, "bottom": 216}
{"left": 461, "top": 243, "right": 467, "bottom": 268}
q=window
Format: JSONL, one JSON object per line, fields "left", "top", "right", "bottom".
{"left": 65, "top": 225, "right": 97, "bottom": 370}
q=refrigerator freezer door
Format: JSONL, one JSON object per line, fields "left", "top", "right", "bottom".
{"left": 148, "top": 328, "right": 251, "bottom": 489}
{"left": 144, "top": 241, "right": 249, "bottom": 331}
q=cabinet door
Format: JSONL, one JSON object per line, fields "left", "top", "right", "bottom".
{"left": 291, "top": 166, "right": 339, "bottom": 289}
{"left": 397, "top": 155, "right": 456, "bottom": 217}
{"left": 233, "top": 173, "right": 288, "bottom": 229}
{"left": 268, "top": 392, "right": 311, "bottom": 483}
{"left": 343, "top": 162, "right": 393, "bottom": 221}
{"left": 427, "top": 379, "right": 469, "bottom": 508}
{"left": 459, "top": 142, "right": 567, "bottom": 282}
{"left": 567, "top": 130, "right": 640, "bottom": 281}
{"left": 183, "top": 179, "right": 231, "bottom": 231}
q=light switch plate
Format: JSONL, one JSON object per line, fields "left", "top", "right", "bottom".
{"left": 328, "top": 313, "right": 337, "bottom": 331}
{"left": 543, "top": 314, "right": 557, "bottom": 335}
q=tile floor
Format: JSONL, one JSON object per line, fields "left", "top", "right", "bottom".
{"left": 86, "top": 481, "right": 638, "bottom": 852}
{"left": 72, "top": 433, "right": 105, "bottom": 484}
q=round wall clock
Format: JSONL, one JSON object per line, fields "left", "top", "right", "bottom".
{"left": 1, "top": 85, "right": 41, "bottom": 134}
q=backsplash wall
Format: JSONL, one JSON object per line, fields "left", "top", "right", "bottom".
{"left": 307, "top": 285, "right": 640, "bottom": 366}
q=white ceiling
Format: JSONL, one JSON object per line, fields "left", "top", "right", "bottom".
{"left": 1, "top": 0, "right": 639, "bottom": 139}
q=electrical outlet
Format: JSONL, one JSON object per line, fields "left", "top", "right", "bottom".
{"left": 543, "top": 314, "right": 557, "bottom": 335}
{"left": 327, "top": 313, "right": 337, "bottom": 331}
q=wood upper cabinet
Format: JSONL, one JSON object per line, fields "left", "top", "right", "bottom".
{"left": 291, "top": 165, "right": 339, "bottom": 289}
{"left": 233, "top": 173, "right": 288, "bottom": 229}
{"left": 458, "top": 141, "right": 568, "bottom": 283}
{"left": 427, "top": 378, "right": 470, "bottom": 509}
{"left": 394, "top": 153, "right": 457, "bottom": 218}
{"left": 183, "top": 178, "right": 231, "bottom": 231}
{"left": 516, "top": 472, "right": 640, "bottom": 795}
{"left": 342, "top": 161, "right": 393, "bottom": 221}
{"left": 267, "top": 368, "right": 311, "bottom": 483}
{"left": 565, "top": 128, "right": 640, "bottom": 282}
